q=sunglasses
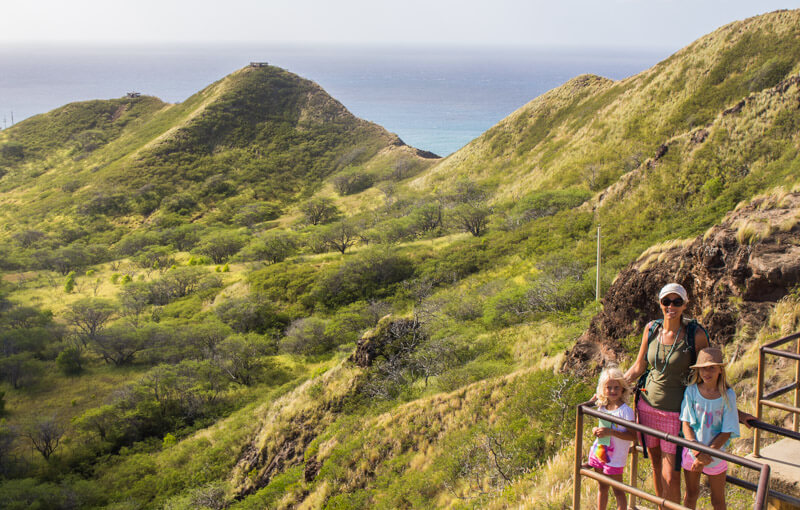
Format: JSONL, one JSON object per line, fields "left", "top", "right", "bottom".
{"left": 660, "top": 297, "right": 685, "bottom": 307}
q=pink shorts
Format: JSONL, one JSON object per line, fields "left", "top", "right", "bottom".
{"left": 681, "top": 448, "right": 728, "bottom": 476}
{"left": 637, "top": 398, "right": 680, "bottom": 455}
{"left": 587, "top": 451, "right": 625, "bottom": 475}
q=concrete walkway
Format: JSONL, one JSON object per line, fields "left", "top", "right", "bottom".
{"left": 750, "top": 438, "right": 800, "bottom": 509}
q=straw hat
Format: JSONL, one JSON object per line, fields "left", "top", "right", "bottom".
{"left": 690, "top": 347, "right": 725, "bottom": 368}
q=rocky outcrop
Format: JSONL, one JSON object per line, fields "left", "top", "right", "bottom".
{"left": 350, "top": 316, "right": 423, "bottom": 368}
{"left": 565, "top": 192, "right": 800, "bottom": 373}
{"left": 231, "top": 364, "right": 363, "bottom": 498}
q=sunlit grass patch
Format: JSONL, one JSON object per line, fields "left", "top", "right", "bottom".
{"left": 734, "top": 218, "right": 775, "bottom": 244}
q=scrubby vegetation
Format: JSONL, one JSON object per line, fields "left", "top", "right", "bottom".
{"left": 0, "top": 10, "right": 800, "bottom": 509}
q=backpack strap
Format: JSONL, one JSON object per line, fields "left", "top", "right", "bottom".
{"left": 647, "top": 319, "right": 663, "bottom": 347}
{"left": 684, "top": 319, "right": 709, "bottom": 366}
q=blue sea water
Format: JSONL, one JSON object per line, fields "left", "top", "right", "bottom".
{"left": 0, "top": 44, "right": 668, "bottom": 156}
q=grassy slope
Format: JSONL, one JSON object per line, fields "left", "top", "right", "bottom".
{"left": 0, "top": 65, "right": 433, "bottom": 239}
{"left": 412, "top": 9, "right": 800, "bottom": 202}
{"left": 1, "top": 10, "right": 800, "bottom": 510}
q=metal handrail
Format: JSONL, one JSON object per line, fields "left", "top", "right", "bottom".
{"left": 754, "top": 331, "right": 800, "bottom": 457}
{"left": 573, "top": 402, "right": 772, "bottom": 510}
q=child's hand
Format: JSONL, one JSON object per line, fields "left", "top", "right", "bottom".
{"left": 690, "top": 459, "right": 705, "bottom": 472}
{"left": 695, "top": 452, "right": 713, "bottom": 465}
{"left": 592, "top": 427, "right": 612, "bottom": 438}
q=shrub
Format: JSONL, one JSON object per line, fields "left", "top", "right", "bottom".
{"left": 248, "top": 262, "right": 318, "bottom": 308}
{"left": 64, "top": 271, "right": 76, "bottom": 293}
{"left": 214, "top": 295, "right": 288, "bottom": 335}
{"left": 300, "top": 197, "right": 339, "bottom": 225}
{"left": 161, "top": 192, "right": 198, "bottom": 215}
{"left": 332, "top": 170, "right": 373, "bottom": 195}
{"left": 450, "top": 203, "right": 492, "bottom": 236}
{"left": 146, "top": 266, "right": 208, "bottom": 305}
{"left": 91, "top": 324, "right": 151, "bottom": 366}
{"left": 0, "top": 353, "right": 43, "bottom": 389}
{"left": 231, "top": 202, "right": 279, "bottom": 227}
{"left": 237, "top": 231, "right": 296, "bottom": 264}
{"left": 213, "top": 334, "right": 277, "bottom": 385}
{"left": 484, "top": 256, "right": 593, "bottom": 327}
{"left": 312, "top": 250, "right": 414, "bottom": 308}
{"left": 78, "top": 191, "right": 131, "bottom": 217}
{"left": 195, "top": 231, "right": 246, "bottom": 263}
{"left": 0, "top": 142, "right": 24, "bottom": 161}
{"left": 55, "top": 347, "right": 84, "bottom": 375}
{"left": 279, "top": 317, "right": 335, "bottom": 356}
{"left": 133, "top": 246, "right": 176, "bottom": 271}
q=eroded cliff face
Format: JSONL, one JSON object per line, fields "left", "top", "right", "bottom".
{"left": 565, "top": 192, "right": 800, "bottom": 372}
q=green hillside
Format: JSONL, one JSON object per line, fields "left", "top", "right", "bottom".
{"left": 0, "top": 9, "right": 800, "bottom": 510}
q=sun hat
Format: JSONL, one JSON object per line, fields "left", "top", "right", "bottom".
{"left": 690, "top": 347, "right": 725, "bottom": 368}
{"left": 658, "top": 283, "right": 688, "bottom": 303}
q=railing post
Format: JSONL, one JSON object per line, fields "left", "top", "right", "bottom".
{"left": 795, "top": 337, "right": 800, "bottom": 433}
{"left": 754, "top": 347, "right": 765, "bottom": 457}
{"left": 753, "top": 463, "right": 771, "bottom": 510}
{"left": 574, "top": 405, "right": 584, "bottom": 510}
{"left": 630, "top": 445, "right": 639, "bottom": 509}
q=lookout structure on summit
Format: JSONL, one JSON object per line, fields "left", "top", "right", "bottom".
{"left": 249, "top": 62, "right": 269, "bottom": 68}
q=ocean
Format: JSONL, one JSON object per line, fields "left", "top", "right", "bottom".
{"left": 0, "top": 44, "right": 668, "bottom": 156}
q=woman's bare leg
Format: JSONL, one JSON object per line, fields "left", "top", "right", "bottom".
{"left": 661, "top": 452, "right": 681, "bottom": 503}
{"left": 647, "top": 446, "right": 664, "bottom": 498}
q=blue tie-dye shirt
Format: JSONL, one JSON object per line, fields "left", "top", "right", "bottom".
{"left": 680, "top": 384, "right": 739, "bottom": 468}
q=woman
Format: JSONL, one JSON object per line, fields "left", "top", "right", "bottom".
{"left": 624, "top": 283, "right": 709, "bottom": 505}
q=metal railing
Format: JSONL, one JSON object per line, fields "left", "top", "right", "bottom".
{"left": 754, "top": 331, "right": 800, "bottom": 457}
{"left": 573, "top": 402, "right": 772, "bottom": 510}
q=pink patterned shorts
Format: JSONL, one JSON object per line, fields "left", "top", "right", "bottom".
{"left": 588, "top": 451, "right": 625, "bottom": 475}
{"left": 681, "top": 448, "right": 728, "bottom": 476}
{"left": 636, "top": 398, "right": 680, "bottom": 455}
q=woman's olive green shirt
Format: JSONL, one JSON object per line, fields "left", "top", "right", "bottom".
{"left": 642, "top": 330, "right": 692, "bottom": 412}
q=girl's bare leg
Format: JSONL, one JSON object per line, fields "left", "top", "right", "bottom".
{"left": 608, "top": 473, "right": 627, "bottom": 510}
{"left": 595, "top": 468, "right": 610, "bottom": 510}
{"left": 708, "top": 471, "right": 727, "bottom": 510}
{"left": 683, "top": 468, "right": 702, "bottom": 509}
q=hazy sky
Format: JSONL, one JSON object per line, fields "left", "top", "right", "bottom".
{"left": 3, "top": 0, "right": 799, "bottom": 49}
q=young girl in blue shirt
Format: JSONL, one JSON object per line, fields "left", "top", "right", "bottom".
{"left": 680, "top": 347, "right": 740, "bottom": 510}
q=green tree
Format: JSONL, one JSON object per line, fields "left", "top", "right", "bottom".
{"left": 66, "top": 298, "right": 117, "bottom": 348}
{"left": 212, "top": 334, "right": 275, "bottom": 385}
{"left": 319, "top": 219, "right": 360, "bottom": 254}
{"left": 196, "top": 231, "right": 246, "bottom": 263}
{"left": 300, "top": 197, "right": 339, "bottom": 225}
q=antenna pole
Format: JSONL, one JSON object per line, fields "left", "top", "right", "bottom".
{"left": 596, "top": 226, "right": 601, "bottom": 301}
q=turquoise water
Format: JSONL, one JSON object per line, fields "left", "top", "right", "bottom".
{"left": 0, "top": 44, "right": 667, "bottom": 156}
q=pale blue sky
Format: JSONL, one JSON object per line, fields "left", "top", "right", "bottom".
{"left": 2, "top": 1, "right": 799, "bottom": 49}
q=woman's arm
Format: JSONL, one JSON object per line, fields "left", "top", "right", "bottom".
{"left": 738, "top": 409, "right": 757, "bottom": 428}
{"left": 624, "top": 323, "right": 651, "bottom": 384}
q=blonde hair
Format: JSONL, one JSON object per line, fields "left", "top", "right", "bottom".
{"left": 596, "top": 366, "right": 632, "bottom": 407}
{"left": 689, "top": 364, "right": 732, "bottom": 409}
